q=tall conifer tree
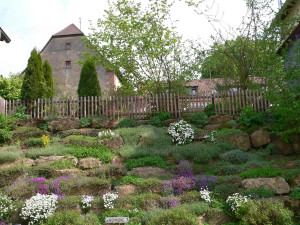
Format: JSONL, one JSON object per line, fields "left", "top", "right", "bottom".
{"left": 77, "top": 59, "right": 101, "bottom": 97}
{"left": 21, "top": 48, "right": 45, "bottom": 100}
{"left": 43, "top": 59, "right": 54, "bottom": 98}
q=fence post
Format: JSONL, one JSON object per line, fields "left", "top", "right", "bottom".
{"left": 0, "top": 97, "right": 6, "bottom": 115}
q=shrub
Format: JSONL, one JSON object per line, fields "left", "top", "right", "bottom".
{"left": 0, "top": 166, "right": 25, "bottom": 188}
{"left": 25, "top": 137, "right": 44, "bottom": 147}
{"left": 125, "top": 156, "right": 168, "bottom": 170}
{"left": 215, "top": 128, "right": 244, "bottom": 139}
{"left": 0, "top": 114, "right": 16, "bottom": 130}
{"left": 214, "top": 183, "right": 241, "bottom": 199}
{"left": 44, "top": 210, "right": 85, "bottom": 225}
{"left": 69, "top": 145, "right": 113, "bottom": 163}
{"left": 38, "top": 123, "right": 48, "bottom": 131}
{"left": 240, "top": 166, "right": 282, "bottom": 179}
{"left": 180, "top": 191, "right": 202, "bottom": 203}
{"left": 238, "top": 106, "right": 265, "bottom": 128}
{"left": 79, "top": 116, "right": 94, "bottom": 128}
{"left": 265, "top": 143, "right": 279, "bottom": 155}
{"left": 190, "top": 111, "right": 209, "bottom": 128}
{"left": 118, "top": 118, "right": 137, "bottom": 128}
{"left": 116, "top": 174, "right": 144, "bottom": 185}
{"left": 149, "top": 117, "right": 162, "bottom": 127}
{"left": 12, "top": 126, "right": 46, "bottom": 141}
{"left": 0, "top": 129, "right": 12, "bottom": 145}
{"left": 244, "top": 186, "right": 276, "bottom": 199}
{"left": 28, "top": 166, "right": 55, "bottom": 179}
{"left": 290, "top": 187, "right": 300, "bottom": 199}
{"left": 116, "top": 192, "right": 160, "bottom": 210}
{"left": 148, "top": 207, "right": 199, "bottom": 225}
{"left": 160, "top": 196, "right": 181, "bottom": 208}
{"left": 137, "top": 177, "right": 164, "bottom": 191}
{"left": 64, "top": 135, "right": 99, "bottom": 147}
{"left": 177, "top": 202, "right": 210, "bottom": 216}
{"left": 156, "top": 112, "right": 172, "bottom": 121}
{"left": 77, "top": 59, "right": 101, "bottom": 97}
{"left": 12, "top": 105, "right": 31, "bottom": 119}
{"left": 204, "top": 104, "right": 215, "bottom": 117}
{"left": 222, "top": 164, "right": 243, "bottom": 175}
{"left": 284, "top": 168, "right": 300, "bottom": 180}
{"left": 221, "top": 150, "right": 251, "bottom": 164}
{"left": 0, "top": 148, "right": 22, "bottom": 164}
{"left": 237, "top": 200, "right": 293, "bottom": 225}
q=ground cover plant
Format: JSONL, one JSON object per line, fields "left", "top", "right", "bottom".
{"left": 0, "top": 114, "right": 299, "bottom": 225}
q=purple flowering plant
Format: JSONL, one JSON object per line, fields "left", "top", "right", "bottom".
{"left": 162, "top": 160, "right": 218, "bottom": 197}
{"left": 160, "top": 196, "right": 181, "bottom": 208}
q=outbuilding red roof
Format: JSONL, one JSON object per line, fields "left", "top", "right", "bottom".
{"left": 53, "top": 24, "right": 84, "bottom": 37}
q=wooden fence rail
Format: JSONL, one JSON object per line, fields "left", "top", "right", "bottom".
{"left": 2, "top": 90, "right": 270, "bottom": 119}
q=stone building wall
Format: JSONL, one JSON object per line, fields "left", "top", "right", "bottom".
{"left": 41, "top": 35, "right": 115, "bottom": 97}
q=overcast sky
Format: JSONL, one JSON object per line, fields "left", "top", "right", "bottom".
{"left": 0, "top": 0, "right": 281, "bottom": 77}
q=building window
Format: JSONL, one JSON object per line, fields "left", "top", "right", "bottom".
{"left": 66, "top": 43, "right": 71, "bottom": 50}
{"left": 65, "top": 60, "right": 71, "bottom": 68}
{"left": 189, "top": 86, "right": 198, "bottom": 95}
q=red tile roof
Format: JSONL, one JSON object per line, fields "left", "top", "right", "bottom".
{"left": 53, "top": 24, "right": 84, "bottom": 37}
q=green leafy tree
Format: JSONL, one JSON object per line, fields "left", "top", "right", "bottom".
{"left": 43, "top": 60, "right": 54, "bottom": 98}
{"left": 0, "top": 73, "right": 23, "bottom": 100}
{"left": 83, "top": 0, "right": 199, "bottom": 95}
{"left": 77, "top": 59, "right": 101, "bottom": 97}
{"left": 21, "top": 48, "right": 46, "bottom": 100}
{"left": 187, "top": 0, "right": 299, "bottom": 142}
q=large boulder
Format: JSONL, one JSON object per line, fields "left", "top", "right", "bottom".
{"left": 227, "top": 133, "right": 251, "bottom": 151}
{"left": 17, "top": 118, "right": 46, "bottom": 127}
{"left": 242, "top": 177, "right": 291, "bottom": 194}
{"left": 270, "top": 134, "right": 293, "bottom": 155}
{"left": 115, "top": 184, "right": 137, "bottom": 196}
{"left": 194, "top": 130, "right": 209, "bottom": 141}
{"left": 209, "top": 115, "right": 233, "bottom": 124}
{"left": 203, "top": 123, "right": 225, "bottom": 131}
{"left": 54, "top": 168, "right": 81, "bottom": 177}
{"left": 100, "top": 136, "right": 124, "bottom": 151}
{"left": 250, "top": 128, "right": 270, "bottom": 148}
{"left": 92, "top": 118, "right": 118, "bottom": 129}
{"left": 48, "top": 117, "right": 80, "bottom": 133}
{"left": 78, "top": 158, "right": 101, "bottom": 169}
{"left": 292, "top": 136, "right": 300, "bottom": 154}
{"left": 290, "top": 174, "right": 300, "bottom": 187}
{"left": 34, "top": 156, "right": 65, "bottom": 166}
{"left": 127, "top": 166, "right": 165, "bottom": 179}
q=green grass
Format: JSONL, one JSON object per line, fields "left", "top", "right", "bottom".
{"left": 69, "top": 145, "right": 113, "bottom": 163}
{"left": 240, "top": 166, "right": 282, "bottom": 179}
{"left": 25, "top": 144, "right": 72, "bottom": 159}
{"left": 125, "top": 156, "right": 168, "bottom": 170}
{"left": 51, "top": 160, "right": 76, "bottom": 169}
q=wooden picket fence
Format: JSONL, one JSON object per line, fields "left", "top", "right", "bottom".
{"left": 2, "top": 90, "right": 270, "bottom": 119}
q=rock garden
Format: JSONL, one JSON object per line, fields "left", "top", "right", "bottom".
{"left": 0, "top": 107, "right": 299, "bottom": 225}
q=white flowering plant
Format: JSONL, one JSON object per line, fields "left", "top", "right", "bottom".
{"left": 20, "top": 193, "right": 58, "bottom": 225}
{"left": 98, "top": 130, "right": 115, "bottom": 139}
{"left": 226, "top": 193, "right": 248, "bottom": 215}
{"left": 203, "top": 130, "right": 216, "bottom": 142}
{"left": 199, "top": 189, "right": 212, "bottom": 203}
{"left": 0, "top": 193, "right": 18, "bottom": 222}
{"left": 103, "top": 192, "right": 118, "bottom": 209}
{"left": 81, "top": 195, "right": 95, "bottom": 213}
{"left": 168, "top": 120, "right": 194, "bottom": 145}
